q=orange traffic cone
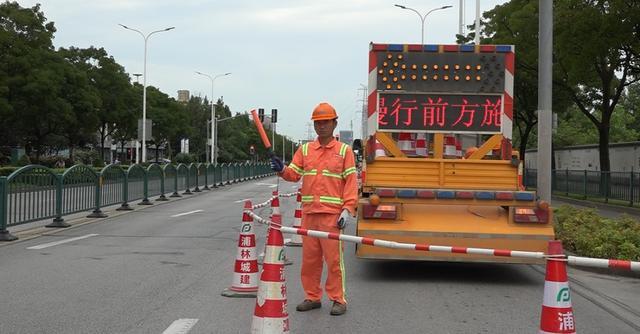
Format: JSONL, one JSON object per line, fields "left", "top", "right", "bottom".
{"left": 271, "top": 191, "right": 280, "bottom": 218}
{"left": 444, "top": 135, "right": 456, "bottom": 158}
{"left": 539, "top": 241, "right": 576, "bottom": 334}
{"left": 285, "top": 191, "right": 303, "bottom": 247}
{"left": 260, "top": 214, "right": 293, "bottom": 266}
{"left": 374, "top": 140, "right": 387, "bottom": 158}
{"left": 398, "top": 132, "right": 415, "bottom": 156}
{"left": 222, "top": 201, "right": 259, "bottom": 298}
{"left": 415, "top": 133, "right": 428, "bottom": 157}
{"left": 251, "top": 226, "right": 290, "bottom": 333}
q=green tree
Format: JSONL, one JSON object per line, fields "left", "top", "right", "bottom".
{"left": 145, "top": 86, "right": 188, "bottom": 161}
{"left": 461, "top": 0, "right": 572, "bottom": 161}
{"left": 554, "top": 0, "right": 640, "bottom": 172}
{"left": 0, "top": 1, "right": 76, "bottom": 158}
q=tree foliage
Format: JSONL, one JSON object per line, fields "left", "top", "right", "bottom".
{"left": 1, "top": 1, "right": 288, "bottom": 165}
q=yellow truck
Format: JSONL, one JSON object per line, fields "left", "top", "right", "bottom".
{"left": 356, "top": 43, "right": 553, "bottom": 264}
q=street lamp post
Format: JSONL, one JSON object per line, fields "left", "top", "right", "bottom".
{"left": 215, "top": 112, "right": 248, "bottom": 163}
{"left": 119, "top": 24, "right": 174, "bottom": 163}
{"left": 394, "top": 4, "right": 452, "bottom": 45}
{"left": 195, "top": 71, "right": 231, "bottom": 166}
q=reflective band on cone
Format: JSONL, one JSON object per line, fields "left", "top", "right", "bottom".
{"left": 539, "top": 241, "right": 576, "bottom": 334}
{"left": 251, "top": 225, "right": 290, "bottom": 333}
{"left": 285, "top": 191, "right": 303, "bottom": 247}
{"left": 398, "top": 132, "right": 415, "bottom": 156}
{"left": 415, "top": 133, "right": 428, "bottom": 157}
{"left": 374, "top": 140, "right": 387, "bottom": 158}
{"left": 222, "top": 201, "right": 259, "bottom": 298}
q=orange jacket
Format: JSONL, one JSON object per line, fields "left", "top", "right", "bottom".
{"left": 279, "top": 138, "right": 358, "bottom": 216}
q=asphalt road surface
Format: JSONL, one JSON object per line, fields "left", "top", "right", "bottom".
{"left": 1, "top": 176, "right": 638, "bottom": 333}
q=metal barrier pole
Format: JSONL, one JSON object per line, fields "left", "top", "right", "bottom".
{"left": 117, "top": 171, "right": 133, "bottom": 210}
{"left": 87, "top": 174, "right": 108, "bottom": 218}
{"left": 629, "top": 169, "right": 634, "bottom": 207}
{"left": 139, "top": 168, "right": 152, "bottom": 205}
{"left": 184, "top": 166, "right": 193, "bottom": 195}
{"left": 0, "top": 176, "right": 17, "bottom": 241}
{"left": 194, "top": 165, "right": 201, "bottom": 192}
{"left": 565, "top": 168, "right": 569, "bottom": 196}
{"left": 171, "top": 166, "right": 181, "bottom": 197}
{"left": 46, "top": 174, "right": 70, "bottom": 226}
{"left": 583, "top": 170, "right": 587, "bottom": 199}
{"left": 203, "top": 164, "right": 210, "bottom": 190}
{"left": 158, "top": 168, "right": 169, "bottom": 201}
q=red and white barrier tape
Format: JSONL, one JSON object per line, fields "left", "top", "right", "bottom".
{"left": 247, "top": 211, "right": 544, "bottom": 260}
{"left": 251, "top": 192, "right": 299, "bottom": 209}
{"left": 246, "top": 210, "right": 640, "bottom": 272}
{"left": 567, "top": 255, "right": 640, "bottom": 272}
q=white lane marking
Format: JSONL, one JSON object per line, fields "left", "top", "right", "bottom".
{"left": 27, "top": 234, "right": 99, "bottom": 250}
{"left": 162, "top": 318, "right": 198, "bottom": 334}
{"left": 256, "top": 183, "right": 278, "bottom": 188}
{"left": 171, "top": 210, "right": 203, "bottom": 218}
{"left": 234, "top": 198, "right": 251, "bottom": 203}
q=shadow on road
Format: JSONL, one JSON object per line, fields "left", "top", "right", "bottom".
{"left": 357, "top": 260, "right": 540, "bottom": 286}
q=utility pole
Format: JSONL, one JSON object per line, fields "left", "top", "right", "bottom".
{"left": 358, "top": 85, "right": 367, "bottom": 140}
{"left": 537, "top": 0, "right": 553, "bottom": 203}
{"left": 306, "top": 123, "right": 313, "bottom": 141}
{"left": 474, "top": 0, "right": 480, "bottom": 44}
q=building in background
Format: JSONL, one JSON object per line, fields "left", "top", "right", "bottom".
{"left": 177, "top": 90, "right": 190, "bottom": 103}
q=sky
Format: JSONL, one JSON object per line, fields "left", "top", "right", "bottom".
{"left": 16, "top": 0, "right": 507, "bottom": 141}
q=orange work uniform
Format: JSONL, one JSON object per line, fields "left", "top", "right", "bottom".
{"left": 279, "top": 138, "right": 358, "bottom": 305}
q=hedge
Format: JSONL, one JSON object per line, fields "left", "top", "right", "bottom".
{"left": 554, "top": 205, "right": 640, "bottom": 261}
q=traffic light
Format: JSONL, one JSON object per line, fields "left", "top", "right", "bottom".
{"left": 271, "top": 109, "right": 277, "bottom": 123}
{"left": 250, "top": 145, "right": 255, "bottom": 155}
{"left": 258, "top": 108, "right": 265, "bottom": 122}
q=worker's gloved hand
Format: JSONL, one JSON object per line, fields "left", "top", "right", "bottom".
{"left": 270, "top": 155, "right": 284, "bottom": 172}
{"left": 336, "top": 209, "right": 351, "bottom": 229}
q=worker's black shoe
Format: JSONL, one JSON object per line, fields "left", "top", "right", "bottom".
{"left": 296, "top": 299, "right": 321, "bottom": 312}
{"left": 330, "top": 301, "right": 347, "bottom": 316}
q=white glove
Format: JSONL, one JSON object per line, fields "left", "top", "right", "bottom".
{"left": 336, "top": 209, "right": 351, "bottom": 229}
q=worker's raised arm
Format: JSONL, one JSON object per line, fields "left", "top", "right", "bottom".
{"left": 278, "top": 147, "right": 304, "bottom": 182}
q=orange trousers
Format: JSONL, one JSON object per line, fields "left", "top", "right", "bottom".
{"left": 301, "top": 212, "right": 346, "bottom": 305}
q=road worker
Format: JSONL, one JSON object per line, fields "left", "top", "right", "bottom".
{"left": 270, "top": 102, "right": 358, "bottom": 316}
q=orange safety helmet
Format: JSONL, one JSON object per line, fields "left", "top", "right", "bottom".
{"left": 311, "top": 102, "right": 338, "bottom": 121}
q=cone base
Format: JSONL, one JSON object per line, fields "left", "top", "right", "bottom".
{"left": 221, "top": 288, "right": 258, "bottom": 298}
{"left": 285, "top": 242, "right": 302, "bottom": 247}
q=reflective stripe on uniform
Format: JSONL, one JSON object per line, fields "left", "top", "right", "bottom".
{"left": 303, "top": 169, "right": 317, "bottom": 176}
{"left": 339, "top": 238, "right": 346, "bottom": 300}
{"left": 322, "top": 170, "right": 343, "bottom": 179}
{"left": 288, "top": 163, "right": 303, "bottom": 175}
{"left": 302, "top": 143, "right": 309, "bottom": 156}
{"left": 301, "top": 195, "right": 314, "bottom": 202}
{"left": 342, "top": 167, "right": 356, "bottom": 177}
{"left": 339, "top": 143, "right": 348, "bottom": 158}
{"left": 319, "top": 196, "right": 343, "bottom": 205}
